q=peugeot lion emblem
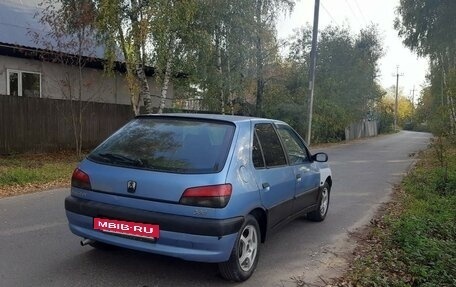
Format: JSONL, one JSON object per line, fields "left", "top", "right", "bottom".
{"left": 127, "top": 180, "right": 137, "bottom": 193}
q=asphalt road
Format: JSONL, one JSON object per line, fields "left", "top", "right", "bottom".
{"left": 0, "top": 131, "right": 432, "bottom": 287}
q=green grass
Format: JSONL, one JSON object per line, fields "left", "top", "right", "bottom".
{"left": 0, "top": 152, "right": 78, "bottom": 189}
{"left": 343, "top": 145, "right": 456, "bottom": 286}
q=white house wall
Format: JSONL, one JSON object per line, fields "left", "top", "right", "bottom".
{"left": 0, "top": 55, "right": 173, "bottom": 107}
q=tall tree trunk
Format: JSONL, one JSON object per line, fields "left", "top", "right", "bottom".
{"left": 77, "top": 63, "right": 83, "bottom": 158}
{"left": 131, "top": 0, "right": 153, "bottom": 114}
{"left": 75, "top": 32, "right": 84, "bottom": 158}
{"left": 447, "top": 54, "right": 456, "bottom": 135}
{"left": 216, "top": 32, "right": 225, "bottom": 114}
{"left": 116, "top": 21, "right": 141, "bottom": 116}
{"left": 227, "top": 56, "right": 234, "bottom": 115}
{"left": 68, "top": 77, "right": 79, "bottom": 158}
{"left": 441, "top": 53, "right": 456, "bottom": 134}
{"left": 158, "top": 37, "right": 176, "bottom": 114}
{"left": 136, "top": 64, "right": 153, "bottom": 113}
{"left": 130, "top": 76, "right": 141, "bottom": 116}
{"left": 255, "top": 0, "right": 264, "bottom": 116}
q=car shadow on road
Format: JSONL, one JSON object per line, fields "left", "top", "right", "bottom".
{"left": 52, "top": 244, "right": 236, "bottom": 286}
{"left": 48, "top": 218, "right": 327, "bottom": 286}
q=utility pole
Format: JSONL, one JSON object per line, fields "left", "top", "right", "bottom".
{"left": 306, "top": 0, "right": 320, "bottom": 145}
{"left": 410, "top": 85, "right": 415, "bottom": 108}
{"left": 393, "top": 66, "right": 403, "bottom": 131}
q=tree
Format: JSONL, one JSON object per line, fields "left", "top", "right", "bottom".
{"left": 264, "top": 25, "right": 385, "bottom": 142}
{"left": 184, "top": 0, "right": 294, "bottom": 115}
{"left": 395, "top": 0, "right": 456, "bottom": 134}
{"left": 377, "top": 95, "right": 395, "bottom": 133}
{"left": 178, "top": 0, "right": 255, "bottom": 114}
{"left": 253, "top": 0, "right": 294, "bottom": 116}
{"left": 310, "top": 26, "right": 384, "bottom": 141}
{"left": 31, "top": 0, "right": 101, "bottom": 158}
{"left": 96, "top": 0, "right": 154, "bottom": 115}
{"left": 147, "top": 0, "right": 202, "bottom": 114}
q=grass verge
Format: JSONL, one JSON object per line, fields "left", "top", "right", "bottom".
{"left": 338, "top": 145, "right": 456, "bottom": 286}
{"left": 0, "top": 151, "right": 79, "bottom": 198}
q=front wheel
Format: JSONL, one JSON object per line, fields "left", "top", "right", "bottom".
{"left": 218, "top": 215, "right": 260, "bottom": 282}
{"left": 307, "top": 182, "right": 330, "bottom": 222}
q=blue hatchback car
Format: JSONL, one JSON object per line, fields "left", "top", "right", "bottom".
{"left": 65, "top": 114, "right": 332, "bottom": 281}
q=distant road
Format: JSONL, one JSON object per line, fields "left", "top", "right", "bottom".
{"left": 0, "top": 131, "right": 431, "bottom": 287}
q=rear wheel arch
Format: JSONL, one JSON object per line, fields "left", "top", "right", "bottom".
{"left": 249, "top": 208, "right": 267, "bottom": 243}
{"left": 219, "top": 214, "right": 260, "bottom": 281}
{"left": 325, "top": 176, "right": 332, "bottom": 187}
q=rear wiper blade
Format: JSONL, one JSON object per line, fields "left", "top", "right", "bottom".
{"left": 98, "top": 153, "right": 144, "bottom": 167}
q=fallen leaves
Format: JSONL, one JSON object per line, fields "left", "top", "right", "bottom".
{"left": 0, "top": 151, "right": 78, "bottom": 198}
{"left": 0, "top": 178, "right": 70, "bottom": 198}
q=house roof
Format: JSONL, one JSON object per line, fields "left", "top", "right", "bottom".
{"left": 0, "top": 0, "right": 162, "bottom": 77}
{"left": 0, "top": 0, "right": 40, "bottom": 49}
{"left": 0, "top": 0, "right": 106, "bottom": 58}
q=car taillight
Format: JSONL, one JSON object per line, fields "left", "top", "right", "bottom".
{"left": 71, "top": 168, "right": 92, "bottom": 190}
{"left": 179, "top": 184, "right": 232, "bottom": 208}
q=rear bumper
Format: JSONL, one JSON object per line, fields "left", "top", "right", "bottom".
{"left": 65, "top": 196, "right": 242, "bottom": 262}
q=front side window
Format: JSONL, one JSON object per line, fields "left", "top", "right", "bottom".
{"left": 88, "top": 117, "right": 235, "bottom": 174}
{"left": 254, "top": 123, "right": 287, "bottom": 167}
{"left": 7, "top": 70, "right": 41, "bottom": 98}
{"left": 277, "top": 125, "right": 309, "bottom": 165}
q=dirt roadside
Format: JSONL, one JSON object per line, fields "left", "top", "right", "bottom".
{"left": 0, "top": 151, "right": 77, "bottom": 198}
{"left": 0, "top": 180, "right": 69, "bottom": 198}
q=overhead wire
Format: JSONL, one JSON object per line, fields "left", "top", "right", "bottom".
{"left": 343, "top": 0, "right": 362, "bottom": 27}
{"left": 320, "top": 0, "right": 339, "bottom": 26}
{"left": 353, "top": 0, "right": 368, "bottom": 26}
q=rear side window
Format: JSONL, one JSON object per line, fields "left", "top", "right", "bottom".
{"left": 252, "top": 133, "right": 265, "bottom": 168}
{"left": 88, "top": 117, "right": 235, "bottom": 173}
{"left": 254, "top": 123, "right": 287, "bottom": 167}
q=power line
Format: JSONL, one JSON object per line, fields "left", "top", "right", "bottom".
{"left": 343, "top": 0, "right": 361, "bottom": 27}
{"left": 320, "top": 0, "right": 339, "bottom": 26}
{"left": 353, "top": 0, "right": 367, "bottom": 25}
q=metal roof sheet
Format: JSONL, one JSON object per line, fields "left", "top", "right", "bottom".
{"left": 0, "top": 0, "right": 106, "bottom": 59}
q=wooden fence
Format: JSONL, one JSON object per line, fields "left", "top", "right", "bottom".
{"left": 345, "top": 119, "right": 378, "bottom": 141}
{"left": 0, "top": 95, "right": 134, "bottom": 154}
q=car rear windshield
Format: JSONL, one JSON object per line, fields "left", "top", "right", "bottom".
{"left": 88, "top": 117, "right": 235, "bottom": 174}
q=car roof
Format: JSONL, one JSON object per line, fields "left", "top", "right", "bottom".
{"left": 137, "top": 113, "right": 285, "bottom": 125}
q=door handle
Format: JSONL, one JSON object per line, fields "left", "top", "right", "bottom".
{"left": 262, "top": 182, "right": 270, "bottom": 191}
{"left": 296, "top": 174, "right": 302, "bottom": 182}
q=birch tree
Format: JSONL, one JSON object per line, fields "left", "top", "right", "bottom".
{"left": 187, "top": 0, "right": 268, "bottom": 114}
{"left": 253, "top": 0, "right": 294, "bottom": 116}
{"left": 32, "top": 0, "right": 100, "bottom": 158}
{"left": 148, "top": 0, "right": 199, "bottom": 113}
{"left": 198, "top": 0, "right": 257, "bottom": 113}
{"left": 96, "top": 0, "right": 154, "bottom": 115}
{"left": 395, "top": 0, "right": 456, "bottom": 134}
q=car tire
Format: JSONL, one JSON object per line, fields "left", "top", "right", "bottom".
{"left": 307, "top": 182, "right": 330, "bottom": 222}
{"left": 218, "top": 215, "right": 260, "bottom": 282}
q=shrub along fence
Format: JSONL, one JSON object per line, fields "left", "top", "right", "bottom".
{"left": 0, "top": 95, "right": 134, "bottom": 154}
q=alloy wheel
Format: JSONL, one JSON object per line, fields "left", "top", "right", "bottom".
{"left": 238, "top": 225, "right": 258, "bottom": 272}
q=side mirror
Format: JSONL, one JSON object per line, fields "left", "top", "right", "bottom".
{"left": 312, "top": 152, "right": 328, "bottom": 162}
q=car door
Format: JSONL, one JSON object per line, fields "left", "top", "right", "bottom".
{"left": 251, "top": 122, "right": 295, "bottom": 229}
{"left": 276, "top": 124, "right": 320, "bottom": 214}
